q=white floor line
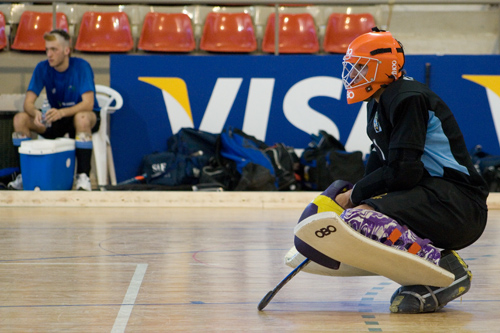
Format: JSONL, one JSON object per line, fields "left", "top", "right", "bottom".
{"left": 111, "top": 263, "right": 148, "bottom": 333}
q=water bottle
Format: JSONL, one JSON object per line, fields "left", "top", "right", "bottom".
{"left": 41, "top": 99, "right": 51, "bottom": 128}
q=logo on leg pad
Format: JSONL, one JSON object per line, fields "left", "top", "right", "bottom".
{"left": 315, "top": 225, "right": 337, "bottom": 238}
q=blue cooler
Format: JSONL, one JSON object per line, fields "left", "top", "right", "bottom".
{"left": 19, "top": 138, "right": 76, "bottom": 190}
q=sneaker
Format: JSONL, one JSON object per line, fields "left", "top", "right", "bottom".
{"left": 389, "top": 250, "right": 472, "bottom": 313}
{"left": 8, "top": 174, "right": 23, "bottom": 190}
{"left": 75, "top": 173, "right": 92, "bottom": 191}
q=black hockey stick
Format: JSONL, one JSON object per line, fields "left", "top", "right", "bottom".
{"left": 257, "top": 258, "right": 310, "bottom": 311}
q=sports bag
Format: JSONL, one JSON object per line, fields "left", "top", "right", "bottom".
{"left": 138, "top": 128, "right": 218, "bottom": 186}
{"left": 470, "top": 144, "right": 500, "bottom": 192}
{"left": 141, "top": 151, "right": 208, "bottom": 186}
{"left": 300, "top": 130, "right": 365, "bottom": 190}
{"left": 219, "top": 127, "right": 276, "bottom": 191}
{"left": 167, "top": 127, "right": 218, "bottom": 159}
{"left": 264, "top": 143, "right": 300, "bottom": 190}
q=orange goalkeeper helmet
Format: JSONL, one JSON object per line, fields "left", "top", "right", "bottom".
{"left": 342, "top": 28, "right": 405, "bottom": 104}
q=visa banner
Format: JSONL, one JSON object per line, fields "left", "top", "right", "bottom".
{"left": 110, "top": 54, "right": 500, "bottom": 182}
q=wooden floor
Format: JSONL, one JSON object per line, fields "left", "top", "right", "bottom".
{"left": 0, "top": 206, "right": 499, "bottom": 332}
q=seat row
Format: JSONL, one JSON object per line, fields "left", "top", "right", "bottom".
{"left": 0, "top": 9, "right": 375, "bottom": 54}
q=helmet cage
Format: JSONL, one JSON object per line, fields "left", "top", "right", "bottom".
{"left": 341, "top": 55, "right": 380, "bottom": 91}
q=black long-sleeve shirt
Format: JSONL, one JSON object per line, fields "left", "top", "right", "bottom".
{"left": 350, "top": 77, "right": 488, "bottom": 208}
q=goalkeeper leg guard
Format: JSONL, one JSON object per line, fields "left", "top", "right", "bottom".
{"left": 341, "top": 208, "right": 441, "bottom": 265}
{"left": 294, "top": 180, "right": 353, "bottom": 269}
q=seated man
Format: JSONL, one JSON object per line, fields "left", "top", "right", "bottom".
{"left": 9, "top": 29, "right": 100, "bottom": 191}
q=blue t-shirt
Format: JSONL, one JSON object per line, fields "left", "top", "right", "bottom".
{"left": 27, "top": 57, "right": 100, "bottom": 112}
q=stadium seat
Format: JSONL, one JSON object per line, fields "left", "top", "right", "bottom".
{"left": 138, "top": 12, "right": 195, "bottom": 53}
{"left": 262, "top": 13, "right": 319, "bottom": 54}
{"left": 0, "top": 12, "right": 6, "bottom": 50}
{"left": 323, "top": 13, "right": 375, "bottom": 54}
{"left": 11, "top": 11, "right": 69, "bottom": 51}
{"left": 75, "top": 11, "right": 133, "bottom": 52}
{"left": 93, "top": 85, "right": 123, "bottom": 188}
{"left": 200, "top": 12, "right": 257, "bottom": 53}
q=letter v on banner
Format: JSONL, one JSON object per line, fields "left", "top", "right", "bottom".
{"left": 463, "top": 75, "right": 500, "bottom": 149}
{"left": 199, "top": 78, "right": 243, "bottom": 134}
{"left": 197, "top": 77, "right": 274, "bottom": 141}
{"left": 139, "top": 77, "right": 245, "bottom": 135}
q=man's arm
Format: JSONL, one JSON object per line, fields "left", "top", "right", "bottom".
{"left": 45, "top": 91, "right": 95, "bottom": 123}
{"left": 24, "top": 91, "right": 40, "bottom": 116}
{"left": 23, "top": 90, "right": 43, "bottom": 125}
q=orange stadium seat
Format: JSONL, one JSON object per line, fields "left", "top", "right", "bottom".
{"left": 262, "top": 13, "right": 319, "bottom": 54}
{"left": 138, "top": 12, "right": 195, "bottom": 53}
{"left": 75, "top": 11, "right": 133, "bottom": 53}
{"left": 323, "top": 13, "right": 375, "bottom": 54}
{"left": 0, "top": 12, "right": 6, "bottom": 50}
{"left": 11, "top": 11, "right": 69, "bottom": 51}
{"left": 200, "top": 12, "right": 257, "bottom": 53}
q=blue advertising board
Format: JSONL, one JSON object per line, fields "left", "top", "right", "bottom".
{"left": 110, "top": 54, "right": 500, "bottom": 182}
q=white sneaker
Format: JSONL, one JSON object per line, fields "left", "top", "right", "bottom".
{"left": 8, "top": 174, "right": 23, "bottom": 190}
{"left": 75, "top": 173, "right": 92, "bottom": 191}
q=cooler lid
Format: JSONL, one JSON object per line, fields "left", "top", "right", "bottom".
{"left": 18, "top": 138, "right": 76, "bottom": 155}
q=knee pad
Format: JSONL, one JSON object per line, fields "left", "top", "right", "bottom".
{"left": 294, "top": 180, "right": 353, "bottom": 269}
{"left": 340, "top": 208, "right": 441, "bottom": 265}
{"left": 12, "top": 132, "right": 31, "bottom": 147}
{"left": 75, "top": 132, "right": 93, "bottom": 149}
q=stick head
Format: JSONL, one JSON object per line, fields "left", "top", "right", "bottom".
{"left": 257, "top": 290, "right": 274, "bottom": 311}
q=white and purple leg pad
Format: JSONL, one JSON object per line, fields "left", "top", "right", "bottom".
{"left": 284, "top": 245, "right": 376, "bottom": 277}
{"left": 294, "top": 211, "right": 454, "bottom": 287}
{"left": 341, "top": 209, "right": 441, "bottom": 265}
{"left": 294, "top": 180, "right": 353, "bottom": 270}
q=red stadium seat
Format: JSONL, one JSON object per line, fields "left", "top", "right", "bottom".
{"left": 11, "top": 11, "right": 69, "bottom": 51}
{"left": 138, "top": 12, "right": 195, "bottom": 53}
{"left": 0, "top": 12, "right": 6, "bottom": 50}
{"left": 75, "top": 11, "right": 133, "bottom": 53}
{"left": 323, "top": 13, "right": 376, "bottom": 54}
{"left": 262, "top": 13, "right": 319, "bottom": 54}
{"left": 200, "top": 12, "right": 257, "bottom": 53}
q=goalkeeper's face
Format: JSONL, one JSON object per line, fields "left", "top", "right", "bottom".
{"left": 350, "top": 63, "right": 369, "bottom": 85}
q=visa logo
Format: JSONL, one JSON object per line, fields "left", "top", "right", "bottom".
{"left": 138, "top": 76, "right": 371, "bottom": 154}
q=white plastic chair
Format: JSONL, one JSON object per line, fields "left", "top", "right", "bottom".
{"left": 93, "top": 85, "right": 123, "bottom": 189}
